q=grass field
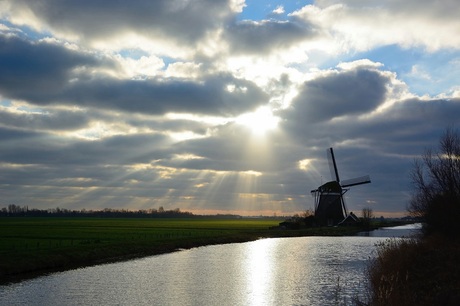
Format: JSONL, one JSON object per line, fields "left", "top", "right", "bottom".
{"left": 0, "top": 217, "right": 283, "bottom": 282}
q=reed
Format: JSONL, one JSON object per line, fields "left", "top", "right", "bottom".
{"left": 366, "top": 236, "right": 460, "bottom": 305}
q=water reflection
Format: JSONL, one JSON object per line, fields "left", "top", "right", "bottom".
{"left": 244, "top": 239, "right": 276, "bottom": 305}
{"left": 357, "top": 223, "right": 422, "bottom": 237}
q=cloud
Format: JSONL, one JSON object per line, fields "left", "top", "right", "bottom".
{"left": 61, "top": 75, "right": 267, "bottom": 116}
{"left": 292, "top": 0, "right": 460, "bottom": 52}
{"left": 284, "top": 66, "right": 389, "bottom": 123}
{"left": 0, "top": 34, "right": 267, "bottom": 116}
{"left": 224, "top": 18, "right": 316, "bottom": 55}
{"left": 0, "top": 107, "right": 89, "bottom": 132}
{"left": 272, "top": 5, "right": 285, "bottom": 15}
{"left": 280, "top": 61, "right": 460, "bottom": 156}
{"left": 0, "top": 34, "right": 104, "bottom": 98}
{"left": 2, "top": 0, "right": 240, "bottom": 49}
{"left": 0, "top": 125, "right": 171, "bottom": 166}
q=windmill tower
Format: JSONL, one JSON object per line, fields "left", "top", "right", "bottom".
{"left": 311, "top": 148, "right": 371, "bottom": 226}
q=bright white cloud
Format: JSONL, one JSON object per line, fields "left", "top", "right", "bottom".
{"left": 165, "top": 62, "right": 204, "bottom": 79}
{"left": 273, "top": 5, "right": 285, "bottom": 14}
{"left": 114, "top": 55, "right": 165, "bottom": 78}
{"left": 292, "top": 1, "right": 460, "bottom": 53}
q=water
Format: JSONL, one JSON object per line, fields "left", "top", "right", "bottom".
{"left": 0, "top": 224, "right": 420, "bottom": 306}
{"left": 357, "top": 223, "right": 422, "bottom": 237}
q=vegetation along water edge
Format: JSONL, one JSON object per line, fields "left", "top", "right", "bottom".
{"left": 364, "top": 128, "right": 460, "bottom": 306}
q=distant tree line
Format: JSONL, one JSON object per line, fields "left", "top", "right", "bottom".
{"left": 0, "top": 204, "right": 290, "bottom": 219}
{"left": 0, "top": 204, "right": 197, "bottom": 218}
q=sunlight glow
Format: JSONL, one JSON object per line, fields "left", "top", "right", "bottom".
{"left": 241, "top": 170, "right": 262, "bottom": 176}
{"left": 172, "top": 153, "right": 205, "bottom": 161}
{"left": 298, "top": 159, "right": 312, "bottom": 170}
{"left": 169, "top": 131, "right": 206, "bottom": 141}
{"left": 235, "top": 106, "right": 280, "bottom": 135}
{"left": 65, "top": 121, "right": 145, "bottom": 140}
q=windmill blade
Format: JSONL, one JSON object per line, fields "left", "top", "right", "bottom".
{"left": 341, "top": 175, "right": 371, "bottom": 188}
{"left": 341, "top": 192, "right": 348, "bottom": 217}
{"left": 327, "top": 148, "right": 340, "bottom": 182}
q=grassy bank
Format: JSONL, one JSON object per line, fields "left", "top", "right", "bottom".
{"left": 0, "top": 217, "right": 362, "bottom": 284}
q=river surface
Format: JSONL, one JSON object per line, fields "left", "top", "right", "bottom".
{"left": 0, "top": 224, "right": 420, "bottom": 306}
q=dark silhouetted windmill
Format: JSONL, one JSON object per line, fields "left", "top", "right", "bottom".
{"left": 311, "top": 148, "right": 371, "bottom": 226}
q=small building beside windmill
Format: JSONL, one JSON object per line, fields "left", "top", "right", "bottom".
{"left": 338, "top": 211, "right": 360, "bottom": 226}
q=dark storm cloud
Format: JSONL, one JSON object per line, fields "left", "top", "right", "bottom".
{"left": 61, "top": 75, "right": 267, "bottom": 116}
{"left": 281, "top": 95, "right": 460, "bottom": 168}
{"left": 0, "top": 127, "right": 72, "bottom": 165}
{"left": 6, "top": 0, "right": 235, "bottom": 44}
{"left": 224, "top": 18, "right": 316, "bottom": 54}
{"left": 356, "top": 98, "right": 460, "bottom": 146}
{"left": 125, "top": 116, "right": 209, "bottom": 136}
{"left": 0, "top": 34, "right": 267, "bottom": 116}
{"left": 0, "top": 125, "right": 42, "bottom": 141}
{"left": 299, "top": 96, "right": 460, "bottom": 155}
{"left": 72, "top": 134, "right": 165, "bottom": 164}
{"left": 0, "top": 125, "right": 171, "bottom": 166}
{"left": 0, "top": 34, "right": 103, "bottom": 97}
{"left": 287, "top": 68, "right": 388, "bottom": 123}
{"left": 0, "top": 108, "right": 89, "bottom": 131}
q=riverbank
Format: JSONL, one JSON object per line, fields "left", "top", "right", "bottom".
{"left": 367, "top": 233, "right": 460, "bottom": 305}
{"left": 1, "top": 217, "right": 372, "bottom": 284}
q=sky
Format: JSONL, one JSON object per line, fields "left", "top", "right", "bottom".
{"left": 1, "top": 0, "right": 459, "bottom": 217}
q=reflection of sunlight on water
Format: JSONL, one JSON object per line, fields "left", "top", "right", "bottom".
{"left": 244, "top": 239, "right": 277, "bottom": 306}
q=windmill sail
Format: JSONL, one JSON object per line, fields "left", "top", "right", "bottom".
{"left": 341, "top": 175, "right": 371, "bottom": 188}
{"left": 327, "top": 147, "right": 340, "bottom": 182}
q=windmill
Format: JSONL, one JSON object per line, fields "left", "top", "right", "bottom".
{"left": 311, "top": 148, "right": 371, "bottom": 226}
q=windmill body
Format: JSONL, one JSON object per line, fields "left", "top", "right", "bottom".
{"left": 311, "top": 148, "right": 371, "bottom": 226}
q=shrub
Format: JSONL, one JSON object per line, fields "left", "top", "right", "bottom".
{"left": 367, "top": 236, "right": 460, "bottom": 306}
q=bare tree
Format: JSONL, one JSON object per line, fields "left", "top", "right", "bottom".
{"left": 302, "top": 209, "right": 315, "bottom": 218}
{"left": 362, "top": 207, "right": 373, "bottom": 229}
{"left": 409, "top": 127, "right": 460, "bottom": 236}
{"left": 362, "top": 207, "right": 373, "bottom": 219}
